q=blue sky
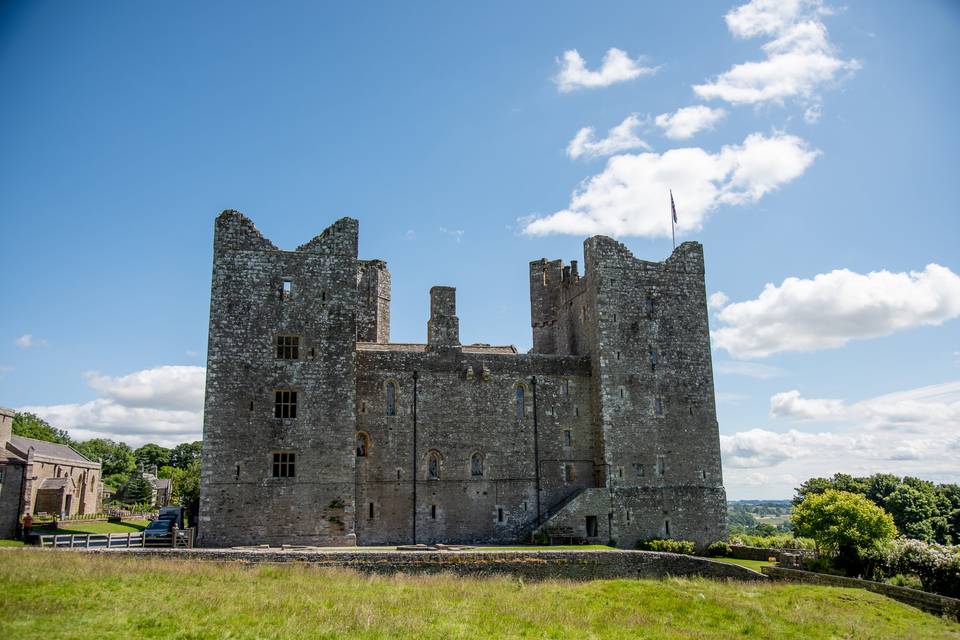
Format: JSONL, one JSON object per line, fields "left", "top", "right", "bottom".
{"left": 1, "top": 1, "right": 958, "bottom": 498}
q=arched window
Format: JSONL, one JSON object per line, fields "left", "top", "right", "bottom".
{"left": 355, "top": 432, "right": 369, "bottom": 457}
{"left": 515, "top": 385, "right": 525, "bottom": 420}
{"left": 470, "top": 453, "right": 483, "bottom": 477}
{"left": 385, "top": 381, "right": 396, "bottom": 416}
{"left": 427, "top": 451, "right": 441, "bottom": 480}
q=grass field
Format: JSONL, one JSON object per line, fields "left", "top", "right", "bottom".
{"left": 1, "top": 550, "right": 956, "bottom": 639}
{"left": 30, "top": 519, "right": 149, "bottom": 536}
{"left": 709, "top": 557, "right": 775, "bottom": 572}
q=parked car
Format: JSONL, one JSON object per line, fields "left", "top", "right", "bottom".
{"left": 157, "top": 506, "right": 185, "bottom": 528}
{"left": 143, "top": 518, "right": 175, "bottom": 539}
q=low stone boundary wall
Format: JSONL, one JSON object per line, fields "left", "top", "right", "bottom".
{"left": 82, "top": 548, "right": 766, "bottom": 582}
{"left": 762, "top": 566, "right": 959, "bottom": 621}
{"left": 729, "top": 545, "right": 816, "bottom": 562}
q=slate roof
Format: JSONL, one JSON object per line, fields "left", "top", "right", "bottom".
{"left": 357, "top": 342, "right": 518, "bottom": 354}
{"left": 7, "top": 435, "right": 97, "bottom": 465}
{"left": 37, "top": 477, "right": 71, "bottom": 491}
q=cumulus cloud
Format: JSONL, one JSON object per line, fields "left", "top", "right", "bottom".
{"left": 654, "top": 106, "right": 726, "bottom": 139}
{"left": 713, "top": 264, "right": 960, "bottom": 358}
{"left": 554, "top": 48, "right": 657, "bottom": 92}
{"left": 694, "top": 0, "right": 859, "bottom": 109}
{"left": 522, "top": 131, "right": 817, "bottom": 237}
{"left": 722, "top": 381, "right": 960, "bottom": 498}
{"left": 15, "top": 334, "right": 48, "bottom": 349}
{"left": 769, "top": 390, "right": 844, "bottom": 420}
{"left": 20, "top": 365, "right": 205, "bottom": 448}
{"left": 567, "top": 114, "right": 650, "bottom": 160}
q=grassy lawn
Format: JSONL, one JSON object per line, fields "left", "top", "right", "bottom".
{"left": 0, "top": 540, "right": 24, "bottom": 547}
{"left": 709, "top": 557, "right": 775, "bottom": 572}
{"left": 1, "top": 550, "right": 956, "bottom": 639}
{"left": 31, "top": 519, "right": 149, "bottom": 536}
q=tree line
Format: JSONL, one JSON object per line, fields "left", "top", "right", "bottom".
{"left": 11, "top": 412, "right": 200, "bottom": 515}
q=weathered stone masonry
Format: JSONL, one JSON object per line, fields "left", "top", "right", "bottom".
{"left": 198, "top": 211, "right": 727, "bottom": 548}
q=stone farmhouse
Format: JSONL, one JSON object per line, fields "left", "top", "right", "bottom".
{"left": 0, "top": 406, "right": 103, "bottom": 538}
{"left": 198, "top": 211, "right": 727, "bottom": 548}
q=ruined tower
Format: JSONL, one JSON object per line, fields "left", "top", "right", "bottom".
{"left": 199, "top": 211, "right": 726, "bottom": 548}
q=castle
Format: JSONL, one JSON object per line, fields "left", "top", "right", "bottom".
{"left": 198, "top": 211, "right": 727, "bottom": 548}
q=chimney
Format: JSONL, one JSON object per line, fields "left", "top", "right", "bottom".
{"left": 0, "top": 407, "right": 14, "bottom": 447}
{"left": 427, "top": 286, "right": 460, "bottom": 348}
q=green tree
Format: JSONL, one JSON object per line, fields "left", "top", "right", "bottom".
{"left": 792, "top": 490, "right": 897, "bottom": 572}
{"left": 75, "top": 439, "right": 136, "bottom": 477}
{"left": 120, "top": 473, "right": 155, "bottom": 507}
{"left": 170, "top": 441, "right": 202, "bottom": 469}
{"left": 12, "top": 412, "right": 74, "bottom": 445}
{"left": 792, "top": 477, "right": 834, "bottom": 506}
{"left": 865, "top": 473, "right": 902, "bottom": 506}
{"left": 134, "top": 443, "right": 171, "bottom": 470}
{"left": 884, "top": 484, "right": 940, "bottom": 542}
{"left": 171, "top": 459, "right": 201, "bottom": 525}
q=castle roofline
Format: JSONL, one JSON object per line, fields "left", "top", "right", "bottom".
{"left": 357, "top": 342, "right": 518, "bottom": 355}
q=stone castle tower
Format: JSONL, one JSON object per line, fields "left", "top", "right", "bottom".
{"left": 198, "top": 211, "right": 726, "bottom": 548}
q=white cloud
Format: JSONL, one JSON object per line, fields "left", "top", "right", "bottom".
{"left": 694, "top": 0, "right": 859, "bottom": 108}
{"left": 713, "top": 264, "right": 960, "bottom": 358}
{"left": 567, "top": 114, "right": 650, "bottom": 160}
{"left": 769, "top": 389, "right": 844, "bottom": 420}
{"left": 20, "top": 365, "right": 205, "bottom": 448}
{"left": 654, "top": 106, "right": 726, "bottom": 140}
{"left": 185, "top": 350, "right": 199, "bottom": 359}
{"left": 405, "top": 230, "right": 416, "bottom": 241}
{"left": 708, "top": 291, "right": 730, "bottom": 311}
{"left": 714, "top": 360, "right": 786, "bottom": 379}
{"left": 722, "top": 381, "right": 960, "bottom": 498}
{"left": 522, "top": 131, "right": 818, "bottom": 237}
{"left": 439, "top": 227, "right": 464, "bottom": 243}
{"left": 15, "top": 334, "right": 48, "bottom": 349}
{"left": 554, "top": 48, "right": 657, "bottom": 92}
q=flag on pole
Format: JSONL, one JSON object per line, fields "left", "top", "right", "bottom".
{"left": 670, "top": 190, "right": 678, "bottom": 224}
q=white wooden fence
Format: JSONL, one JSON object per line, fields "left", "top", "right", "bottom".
{"left": 39, "top": 528, "right": 194, "bottom": 549}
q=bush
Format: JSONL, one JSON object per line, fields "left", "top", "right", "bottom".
{"left": 879, "top": 538, "right": 960, "bottom": 598}
{"left": 885, "top": 573, "right": 923, "bottom": 590}
{"left": 728, "top": 533, "right": 815, "bottom": 550}
{"left": 704, "top": 541, "right": 730, "bottom": 557}
{"left": 636, "top": 539, "right": 695, "bottom": 554}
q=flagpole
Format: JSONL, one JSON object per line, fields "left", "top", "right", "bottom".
{"left": 670, "top": 189, "right": 676, "bottom": 251}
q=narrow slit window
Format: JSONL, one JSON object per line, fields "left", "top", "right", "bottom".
{"left": 563, "top": 430, "right": 572, "bottom": 447}
{"left": 385, "top": 381, "right": 396, "bottom": 416}
{"left": 355, "top": 432, "right": 369, "bottom": 457}
{"left": 369, "top": 502, "right": 374, "bottom": 519}
{"left": 665, "top": 519, "right": 671, "bottom": 536}
{"left": 428, "top": 452, "right": 440, "bottom": 480}
{"left": 272, "top": 452, "right": 295, "bottom": 478}
{"left": 654, "top": 397, "right": 664, "bottom": 416}
{"left": 470, "top": 453, "right": 483, "bottom": 477}
{"left": 649, "top": 347, "right": 658, "bottom": 370}
{"left": 497, "top": 507, "right": 504, "bottom": 523}
{"left": 634, "top": 463, "right": 645, "bottom": 478}
{"left": 282, "top": 280, "right": 293, "bottom": 299}
{"left": 656, "top": 455, "right": 666, "bottom": 477}
{"left": 562, "top": 378, "right": 570, "bottom": 398}
{"left": 563, "top": 464, "right": 573, "bottom": 483}
{"left": 274, "top": 390, "right": 297, "bottom": 419}
{"left": 574, "top": 406, "right": 579, "bottom": 417}
{"left": 515, "top": 385, "right": 525, "bottom": 420}
{"left": 276, "top": 335, "right": 300, "bottom": 360}
{"left": 430, "top": 504, "right": 437, "bottom": 519}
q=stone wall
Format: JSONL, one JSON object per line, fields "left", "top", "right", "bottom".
{"left": 762, "top": 566, "right": 960, "bottom": 621}
{"left": 355, "top": 345, "right": 593, "bottom": 545}
{"left": 90, "top": 548, "right": 766, "bottom": 582}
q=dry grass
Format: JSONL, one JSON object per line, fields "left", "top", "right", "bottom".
{"left": 1, "top": 549, "right": 956, "bottom": 639}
